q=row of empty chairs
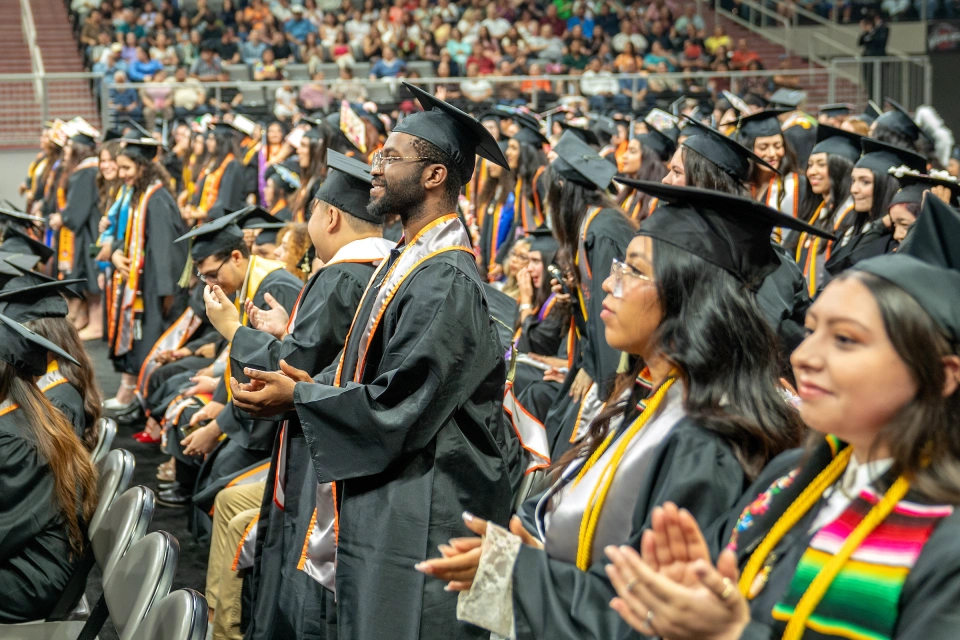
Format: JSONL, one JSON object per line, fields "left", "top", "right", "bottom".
{"left": 0, "top": 419, "right": 206, "bottom": 640}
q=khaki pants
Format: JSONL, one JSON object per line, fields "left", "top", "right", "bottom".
{"left": 206, "top": 481, "right": 265, "bottom": 640}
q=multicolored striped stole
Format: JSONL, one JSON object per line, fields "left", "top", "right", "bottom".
{"left": 771, "top": 491, "right": 952, "bottom": 640}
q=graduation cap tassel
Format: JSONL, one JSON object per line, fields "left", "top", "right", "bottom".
{"left": 178, "top": 249, "right": 194, "bottom": 290}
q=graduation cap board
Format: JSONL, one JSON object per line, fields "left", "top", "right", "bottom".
{"left": 818, "top": 103, "right": 853, "bottom": 119}
{"left": 252, "top": 222, "right": 287, "bottom": 246}
{"left": 552, "top": 130, "right": 618, "bottom": 191}
{"left": 0, "top": 204, "right": 44, "bottom": 228}
{"left": 874, "top": 98, "right": 922, "bottom": 143}
{"left": 175, "top": 212, "right": 247, "bottom": 262}
{"left": 0, "top": 312, "right": 79, "bottom": 375}
{"left": 312, "top": 149, "right": 379, "bottom": 223}
{"left": 120, "top": 137, "right": 163, "bottom": 160}
{"left": 855, "top": 194, "right": 960, "bottom": 341}
{"left": 1, "top": 253, "right": 42, "bottom": 273}
{"left": 768, "top": 89, "right": 807, "bottom": 110}
{"left": 888, "top": 167, "right": 960, "bottom": 206}
{"left": 266, "top": 164, "right": 301, "bottom": 191}
{"left": 680, "top": 117, "right": 779, "bottom": 180}
{"left": 1, "top": 228, "right": 54, "bottom": 264}
{"left": 721, "top": 90, "right": 751, "bottom": 116}
{"left": 393, "top": 82, "right": 508, "bottom": 182}
{"left": 525, "top": 226, "right": 559, "bottom": 256}
{"left": 616, "top": 179, "right": 836, "bottom": 286}
{"left": 66, "top": 117, "right": 100, "bottom": 148}
{"left": 512, "top": 119, "right": 548, "bottom": 147}
{"left": 856, "top": 138, "right": 927, "bottom": 175}
{"left": 557, "top": 121, "right": 600, "bottom": 147}
{"left": 635, "top": 127, "right": 676, "bottom": 162}
{"left": 0, "top": 278, "right": 85, "bottom": 322}
{"left": 810, "top": 124, "right": 863, "bottom": 164}
{"left": 734, "top": 109, "right": 792, "bottom": 140}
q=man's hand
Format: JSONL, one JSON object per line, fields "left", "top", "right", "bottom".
{"left": 245, "top": 293, "right": 289, "bottom": 340}
{"left": 230, "top": 359, "right": 312, "bottom": 417}
{"left": 182, "top": 420, "right": 222, "bottom": 456}
{"left": 195, "top": 343, "right": 217, "bottom": 358}
{"left": 204, "top": 284, "right": 242, "bottom": 342}
{"left": 189, "top": 400, "right": 225, "bottom": 427}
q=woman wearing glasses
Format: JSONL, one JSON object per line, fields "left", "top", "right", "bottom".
{"left": 416, "top": 182, "right": 829, "bottom": 640}
{"left": 103, "top": 138, "right": 188, "bottom": 417}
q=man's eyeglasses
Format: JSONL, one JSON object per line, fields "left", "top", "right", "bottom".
{"left": 609, "top": 257, "right": 652, "bottom": 298}
{"left": 371, "top": 150, "right": 431, "bottom": 172}
{"left": 197, "top": 259, "right": 228, "bottom": 284}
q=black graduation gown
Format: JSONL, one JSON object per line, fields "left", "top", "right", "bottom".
{"left": 824, "top": 219, "right": 897, "bottom": 277}
{"left": 44, "top": 379, "right": 87, "bottom": 441}
{"left": 508, "top": 417, "right": 749, "bottom": 640}
{"left": 544, "top": 209, "right": 633, "bottom": 458}
{"left": 204, "top": 160, "right": 245, "bottom": 220}
{"left": 191, "top": 268, "right": 304, "bottom": 523}
{"left": 706, "top": 440, "right": 960, "bottom": 640}
{"left": 241, "top": 146, "right": 260, "bottom": 201}
{"left": 294, "top": 249, "right": 514, "bottom": 640}
{"left": 755, "top": 245, "right": 812, "bottom": 360}
{"left": 59, "top": 166, "right": 100, "bottom": 294}
{"left": 237, "top": 261, "right": 377, "bottom": 640}
{"left": 478, "top": 199, "right": 521, "bottom": 280}
{"left": 110, "top": 187, "right": 189, "bottom": 375}
{"left": 0, "top": 407, "right": 82, "bottom": 623}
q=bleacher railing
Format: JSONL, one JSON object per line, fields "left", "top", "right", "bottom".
{"left": 20, "top": 0, "right": 45, "bottom": 105}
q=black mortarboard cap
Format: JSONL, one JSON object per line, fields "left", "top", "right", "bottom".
{"left": 855, "top": 194, "right": 960, "bottom": 341}
{"left": 393, "top": 82, "right": 508, "bottom": 182}
{"left": 0, "top": 204, "right": 44, "bottom": 229}
{"left": 313, "top": 150, "right": 379, "bottom": 223}
{"left": 0, "top": 253, "right": 41, "bottom": 290}
{"left": 617, "top": 179, "right": 835, "bottom": 284}
{"left": 557, "top": 121, "right": 600, "bottom": 147}
{"left": 0, "top": 312, "right": 79, "bottom": 375}
{"left": 681, "top": 117, "right": 779, "bottom": 180}
{"left": 0, "top": 278, "right": 84, "bottom": 322}
{"left": 231, "top": 205, "right": 280, "bottom": 230}
{"left": 253, "top": 222, "right": 286, "bottom": 246}
{"left": 1, "top": 228, "right": 54, "bottom": 263}
{"left": 818, "top": 103, "right": 853, "bottom": 118}
{"left": 888, "top": 168, "right": 960, "bottom": 207}
{"left": 635, "top": 127, "right": 676, "bottom": 162}
{"left": 123, "top": 119, "right": 152, "bottom": 139}
{"left": 874, "top": 98, "right": 921, "bottom": 142}
{"left": 552, "top": 130, "right": 618, "bottom": 191}
{"left": 103, "top": 128, "right": 124, "bottom": 141}
{"left": 810, "top": 124, "right": 863, "bottom": 164}
{"left": 479, "top": 110, "right": 506, "bottom": 123}
{"left": 526, "top": 225, "right": 559, "bottom": 256}
{"left": 175, "top": 215, "right": 245, "bottom": 262}
{"left": 512, "top": 121, "right": 548, "bottom": 147}
{"left": 769, "top": 89, "right": 807, "bottom": 109}
{"left": 266, "top": 164, "right": 301, "bottom": 191}
{"left": 856, "top": 138, "right": 926, "bottom": 175}
{"left": 70, "top": 132, "right": 98, "bottom": 148}
{"left": 736, "top": 109, "right": 791, "bottom": 140}
{"left": 121, "top": 137, "right": 162, "bottom": 160}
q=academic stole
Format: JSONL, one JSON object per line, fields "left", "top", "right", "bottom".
{"left": 269, "top": 198, "right": 288, "bottom": 217}
{"left": 257, "top": 143, "right": 285, "bottom": 205}
{"left": 57, "top": 157, "right": 99, "bottom": 274}
{"left": 110, "top": 181, "right": 163, "bottom": 357}
{"left": 37, "top": 360, "right": 67, "bottom": 393}
{"left": 575, "top": 206, "right": 603, "bottom": 324}
{"left": 763, "top": 172, "right": 799, "bottom": 244}
{"left": 135, "top": 307, "right": 203, "bottom": 399}
{"left": 515, "top": 169, "right": 545, "bottom": 233}
{"left": 770, "top": 494, "right": 951, "bottom": 640}
{"left": 197, "top": 153, "right": 235, "bottom": 215}
{"left": 795, "top": 200, "right": 855, "bottom": 297}
{"left": 468, "top": 158, "right": 489, "bottom": 225}
{"left": 223, "top": 255, "right": 287, "bottom": 402}
{"left": 296, "top": 214, "right": 473, "bottom": 589}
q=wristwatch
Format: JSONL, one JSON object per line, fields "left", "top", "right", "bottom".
{"left": 519, "top": 303, "right": 533, "bottom": 311}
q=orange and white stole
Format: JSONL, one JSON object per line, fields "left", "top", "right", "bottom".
{"left": 57, "top": 156, "right": 99, "bottom": 274}
{"left": 197, "top": 153, "right": 235, "bottom": 216}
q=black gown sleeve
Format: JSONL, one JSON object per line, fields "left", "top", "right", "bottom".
{"left": 44, "top": 382, "right": 86, "bottom": 440}
{"left": 59, "top": 168, "right": 98, "bottom": 235}
{"left": 510, "top": 421, "right": 748, "bottom": 640}
{"left": 294, "top": 262, "right": 504, "bottom": 482}
{"left": 518, "top": 306, "right": 566, "bottom": 357}
{"left": 143, "top": 189, "right": 189, "bottom": 299}
{"left": 205, "top": 161, "right": 245, "bottom": 220}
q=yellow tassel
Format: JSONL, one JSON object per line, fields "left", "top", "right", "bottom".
{"left": 574, "top": 377, "right": 676, "bottom": 570}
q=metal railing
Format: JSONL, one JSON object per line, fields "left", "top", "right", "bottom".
{"left": 828, "top": 56, "right": 932, "bottom": 108}
{"left": 20, "top": 0, "right": 45, "bottom": 103}
{"left": 714, "top": 0, "right": 797, "bottom": 57}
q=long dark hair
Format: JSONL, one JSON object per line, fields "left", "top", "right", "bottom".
{"left": 853, "top": 168, "right": 900, "bottom": 230}
{"left": 544, "top": 164, "right": 628, "bottom": 254}
{"left": 618, "top": 144, "right": 668, "bottom": 221}
{"left": 25, "top": 316, "right": 102, "bottom": 451}
{"left": 871, "top": 123, "right": 933, "bottom": 163}
{"left": 559, "top": 239, "right": 805, "bottom": 479}
{"left": 799, "top": 153, "right": 854, "bottom": 230}
{"left": 96, "top": 140, "right": 124, "bottom": 213}
{"left": 118, "top": 148, "right": 174, "bottom": 199}
{"left": 0, "top": 360, "right": 99, "bottom": 553}
{"left": 740, "top": 130, "right": 801, "bottom": 185}
{"left": 207, "top": 130, "right": 239, "bottom": 169}
{"left": 516, "top": 142, "right": 547, "bottom": 203}
{"left": 682, "top": 146, "right": 748, "bottom": 196}
{"left": 58, "top": 142, "right": 97, "bottom": 194}
{"left": 293, "top": 134, "right": 329, "bottom": 218}
{"left": 831, "top": 271, "right": 960, "bottom": 502}
{"left": 478, "top": 164, "right": 517, "bottom": 214}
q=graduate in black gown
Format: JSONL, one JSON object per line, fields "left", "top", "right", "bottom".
{"left": 0, "top": 313, "right": 98, "bottom": 623}
{"left": 207, "top": 151, "right": 394, "bottom": 640}
{"left": 230, "top": 82, "right": 516, "bottom": 640}
{"left": 825, "top": 139, "right": 927, "bottom": 276}
{"left": 164, "top": 208, "right": 302, "bottom": 513}
{"left": 607, "top": 193, "right": 960, "bottom": 640}
{"left": 103, "top": 138, "right": 188, "bottom": 418}
{"left": 418, "top": 182, "right": 831, "bottom": 640}
{"left": 0, "top": 276, "right": 102, "bottom": 448}
{"left": 187, "top": 124, "right": 245, "bottom": 222}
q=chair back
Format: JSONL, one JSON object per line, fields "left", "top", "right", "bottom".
{"left": 87, "top": 448, "right": 135, "bottom": 539}
{"left": 91, "top": 418, "right": 117, "bottom": 466}
{"left": 134, "top": 590, "right": 208, "bottom": 640}
{"left": 92, "top": 486, "right": 155, "bottom": 583}
{"left": 102, "top": 531, "right": 179, "bottom": 640}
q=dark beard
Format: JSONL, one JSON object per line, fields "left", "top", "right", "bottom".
{"left": 367, "top": 171, "right": 426, "bottom": 223}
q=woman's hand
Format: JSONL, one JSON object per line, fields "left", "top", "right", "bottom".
{"left": 185, "top": 375, "right": 217, "bottom": 397}
{"left": 930, "top": 185, "right": 952, "bottom": 204}
{"left": 204, "top": 284, "right": 243, "bottom": 342}
{"left": 112, "top": 250, "right": 132, "bottom": 278}
{"left": 48, "top": 212, "right": 64, "bottom": 232}
{"left": 528, "top": 353, "right": 567, "bottom": 370}
{"left": 550, "top": 278, "right": 572, "bottom": 306}
{"left": 605, "top": 545, "right": 750, "bottom": 640}
{"left": 517, "top": 267, "right": 534, "bottom": 305}
{"left": 96, "top": 242, "right": 113, "bottom": 262}
{"left": 98, "top": 215, "right": 111, "bottom": 234}
{"left": 182, "top": 420, "right": 222, "bottom": 456}
{"left": 640, "top": 503, "right": 713, "bottom": 587}
{"left": 488, "top": 262, "right": 504, "bottom": 282}
{"left": 245, "top": 294, "right": 290, "bottom": 339}
{"left": 188, "top": 400, "right": 225, "bottom": 427}
{"left": 194, "top": 343, "right": 217, "bottom": 359}
{"left": 569, "top": 368, "right": 593, "bottom": 402}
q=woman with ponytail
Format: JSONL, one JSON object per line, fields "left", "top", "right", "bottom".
{"left": 606, "top": 192, "right": 960, "bottom": 640}
{"left": 102, "top": 139, "right": 188, "bottom": 418}
{"left": 416, "top": 183, "right": 819, "bottom": 640}
{"left": 0, "top": 313, "right": 99, "bottom": 622}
